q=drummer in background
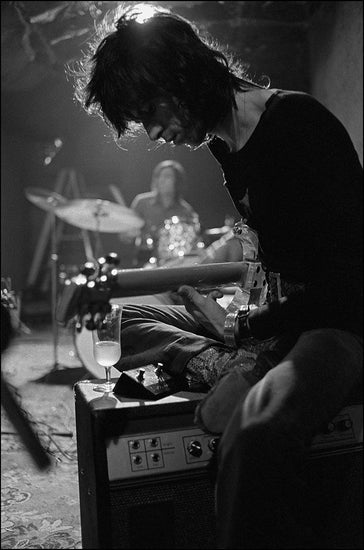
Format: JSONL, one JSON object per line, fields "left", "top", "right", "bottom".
{"left": 123, "top": 159, "right": 199, "bottom": 265}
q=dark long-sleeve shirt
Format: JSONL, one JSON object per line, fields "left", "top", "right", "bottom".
{"left": 209, "top": 90, "right": 363, "bottom": 338}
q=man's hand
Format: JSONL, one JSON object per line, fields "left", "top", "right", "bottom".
{"left": 177, "top": 285, "right": 226, "bottom": 340}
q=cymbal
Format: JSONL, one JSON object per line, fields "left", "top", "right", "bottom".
{"left": 25, "top": 187, "right": 68, "bottom": 211}
{"left": 55, "top": 199, "right": 144, "bottom": 233}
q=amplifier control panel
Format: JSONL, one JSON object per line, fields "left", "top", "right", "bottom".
{"left": 106, "top": 427, "right": 218, "bottom": 481}
{"left": 310, "top": 404, "right": 362, "bottom": 453}
{"left": 106, "top": 404, "right": 362, "bottom": 481}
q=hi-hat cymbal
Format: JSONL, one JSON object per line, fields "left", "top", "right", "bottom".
{"left": 55, "top": 198, "right": 144, "bottom": 233}
{"left": 25, "top": 187, "right": 69, "bottom": 211}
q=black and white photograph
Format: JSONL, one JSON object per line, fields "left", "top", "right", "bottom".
{"left": 1, "top": 2, "right": 362, "bottom": 548}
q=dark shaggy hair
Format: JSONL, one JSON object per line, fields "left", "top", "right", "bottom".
{"left": 151, "top": 159, "right": 185, "bottom": 199}
{"left": 72, "top": 3, "right": 266, "bottom": 143}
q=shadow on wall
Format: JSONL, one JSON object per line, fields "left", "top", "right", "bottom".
{"left": 309, "top": 1, "right": 363, "bottom": 165}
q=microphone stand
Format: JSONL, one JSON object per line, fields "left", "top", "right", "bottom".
{"left": 50, "top": 205, "right": 59, "bottom": 369}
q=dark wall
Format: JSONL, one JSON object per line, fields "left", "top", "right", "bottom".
{"left": 308, "top": 1, "right": 363, "bottom": 165}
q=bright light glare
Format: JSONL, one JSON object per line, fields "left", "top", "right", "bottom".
{"left": 134, "top": 4, "right": 157, "bottom": 24}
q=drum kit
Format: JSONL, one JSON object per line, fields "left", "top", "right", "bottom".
{"left": 25, "top": 187, "right": 144, "bottom": 377}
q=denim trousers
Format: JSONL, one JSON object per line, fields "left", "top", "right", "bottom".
{"left": 118, "top": 303, "right": 227, "bottom": 373}
{"left": 118, "top": 303, "right": 363, "bottom": 548}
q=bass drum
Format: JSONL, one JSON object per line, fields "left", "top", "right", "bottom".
{"left": 74, "top": 294, "right": 174, "bottom": 379}
{"left": 157, "top": 216, "right": 202, "bottom": 264}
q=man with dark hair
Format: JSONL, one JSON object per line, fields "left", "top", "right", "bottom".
{"left": 72, "top": 4, "right": 363, "bottom": 548}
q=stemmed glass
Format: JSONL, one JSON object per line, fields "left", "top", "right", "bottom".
{"left": 92, "top": 304, "right": 122, "bottom": 393}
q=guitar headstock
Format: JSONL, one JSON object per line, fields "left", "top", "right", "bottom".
{"left": 56, "top": 254, "right": 119, "bottom": 330}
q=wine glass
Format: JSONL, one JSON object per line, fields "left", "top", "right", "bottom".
{"left": 92, "top": 303, "right": 122, "bottom": 393}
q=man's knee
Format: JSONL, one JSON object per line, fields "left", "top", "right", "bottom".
{"left": 291, "top": 328, "right": 363, "bottom": 370}
{"left": 217, "top": 412, "right": 302, "bottom": 477}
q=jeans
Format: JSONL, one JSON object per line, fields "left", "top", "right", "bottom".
{"left": 118, "top": 303, "right": 229, "bottom": 373}
{"left": 118, "top": 304, "right": 363, "bottom": 548}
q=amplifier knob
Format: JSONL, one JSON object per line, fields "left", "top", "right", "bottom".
{"left": 336, "top": 418, "right": 353, "bottom": 431}
{"left": 151, "top": 453, "right": 160, "bottom": 462}
{"left": 187, "top": 440, "right": 202, "bottom": 457}
{"left": 132, "top": 455, "right": 142, "bottom": 465}
{"left": 323, "top": 421, "right": 335, "bottom": 434}
{"left": 208, "top": 437, "right": 219, "bottom": 452}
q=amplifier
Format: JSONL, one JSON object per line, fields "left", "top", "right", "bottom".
{"left": 74, "top": 380, "right": 362, "bottom": 549}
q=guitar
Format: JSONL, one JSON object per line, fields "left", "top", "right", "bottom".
{"left": 1, "top": 278, "right": 31, "bottom": 336}
{"left": 56, "top": 259, "right": 267, "bottom": 330}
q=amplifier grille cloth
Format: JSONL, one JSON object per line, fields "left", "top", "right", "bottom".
{"left": 110, "top": 476, "right": 216, "bottom": 549}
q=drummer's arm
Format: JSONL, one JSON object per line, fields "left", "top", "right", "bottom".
{"left": 118, "top": 227, "right": 141, "bottom": 243}
{"left": 200, "top": 233, "right": 244, "bottom": 264}
{"left": 118, "top": 197, "right": 144, "bottom": 243}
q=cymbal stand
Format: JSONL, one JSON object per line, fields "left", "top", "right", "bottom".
{"left": 50, "top": 204, "right": 60, "bottom": 370}
{"left": 38, "top": 204, "right": 88, "bottom": 384}
{"left": 93, "top": 200, "right": 104, "bottom": 259}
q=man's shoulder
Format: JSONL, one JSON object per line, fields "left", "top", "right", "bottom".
{"left": 270, "top": 89, "right": 328, "bottom": 115}
{"left": 272, "top": 90, "right": 348, "bottom": 136}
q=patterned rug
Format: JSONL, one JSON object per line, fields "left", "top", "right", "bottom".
{"left": 1, "top": 324, "right": 86, "bottom": 549}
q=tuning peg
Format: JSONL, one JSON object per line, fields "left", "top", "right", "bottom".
{"left": 99, "top": 252, "right": 120, "bottom": 276}
{"left": 80, "top": 261, "right": 97, "bottom": 279}
{"left": 105, "top": 252, "right": 120, "bottom": 266}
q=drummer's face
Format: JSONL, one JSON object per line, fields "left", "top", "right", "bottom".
{"left": 134, "top": 97, "right": 207, "bottom": 147}
{"left": 157, "top": 167, "right": 176, "bottom": 196}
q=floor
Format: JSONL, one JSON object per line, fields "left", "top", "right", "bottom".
{"left": 1, "top": 321, "right": 85, "bottom": 549}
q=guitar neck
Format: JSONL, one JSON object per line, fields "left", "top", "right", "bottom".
{"left": 56, "top": 262, "right": 251, "bottom": 326}
{"left": 109, "top": 262, "right": 248, "bottom": 297}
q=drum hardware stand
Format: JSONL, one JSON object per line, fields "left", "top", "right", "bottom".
{"left": 27, "top": 168, "right": 94, "bottom": 290}
{"left": 93, "top": 200, "right": 104, "bottom": 259}
{"left": 26, "top": 169, "right": 93, "bottom": 385}
{"left": 35, "top": 202, "right": 89, "bottom": 385}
